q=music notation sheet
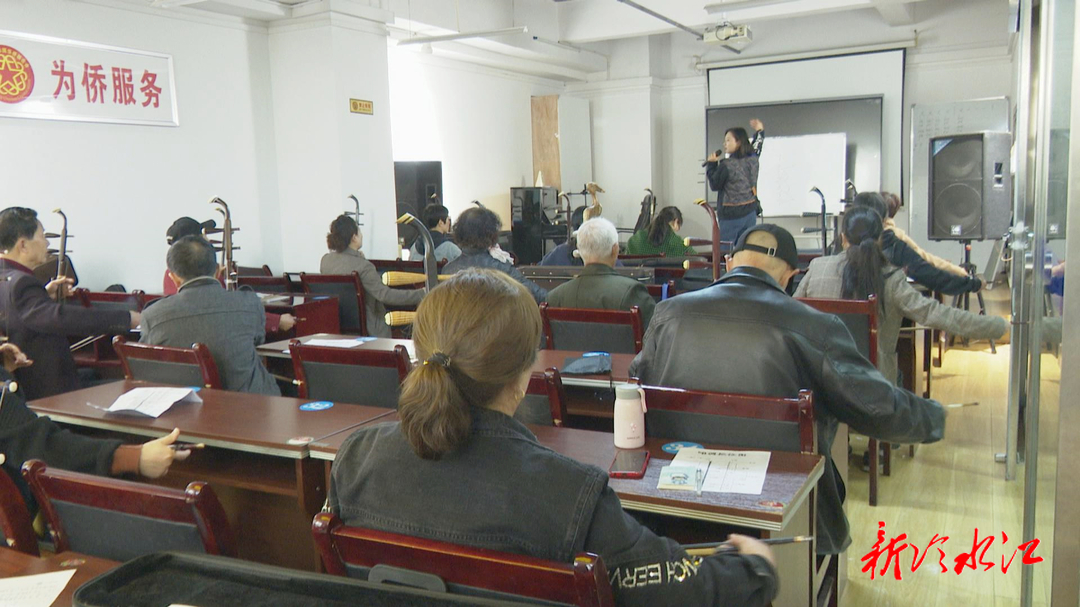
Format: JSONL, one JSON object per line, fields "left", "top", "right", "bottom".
{"left": 671, "top": 448, "right": 772, "bottom": 495}
{"left": 0, "top": 569, "right": 76, "bottom": 607}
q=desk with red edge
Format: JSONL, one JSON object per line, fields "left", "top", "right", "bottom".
{"left": 0, "top": 550, "right": 119, "bottom": 607}
{"left": 28, "top": 381, "right": 394, "bottom": 571}
{"left": 309, "top": 415, "right": 825, "bottom": 607}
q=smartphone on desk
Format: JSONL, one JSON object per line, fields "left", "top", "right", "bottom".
{"left": 609, "top": 450, "right": 650, "bottom": 479}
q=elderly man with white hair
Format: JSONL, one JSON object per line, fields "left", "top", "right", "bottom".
{"left": 545, "top": 218, "right": 656, "bottom": 328}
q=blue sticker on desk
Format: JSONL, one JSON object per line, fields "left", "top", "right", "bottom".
{"left": 662, "top": 441, "right": 704, "bottom": 454}
{"left": 582, "top": 351, "right": 610, "bottom": 357}
{"left": 299, "top": 401, "right": 334, "bottom": 412}
{"left": 186, "top": 387, "right": 201, "bottom": 393}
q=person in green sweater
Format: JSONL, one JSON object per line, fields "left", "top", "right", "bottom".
{"left": 626, "top": 206, "right": 697, "bottom": 257}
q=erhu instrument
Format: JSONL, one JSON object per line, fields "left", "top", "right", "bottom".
{"left": 396, "top": 213, "right": 438, "bottom": 291}
{"left": 583, "top": 182, "right": 605, "bottom": 221}
{"left": 681, "top": 199, "right": 723, "bottom": 281}
{"left": 206, "top": 198, "right": 240, "bottom": 291}
{"left": 49, "top": 209, "right": 71, "bottom": 305}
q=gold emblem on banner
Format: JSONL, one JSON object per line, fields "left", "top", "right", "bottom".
{"left": 0, "top": 45, "right": 35, "bottom": 104}
{"left": 349, "top": 99, "right": 373, "bottom": 115}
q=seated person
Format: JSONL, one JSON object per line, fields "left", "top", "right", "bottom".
{"left": 442, "top": 207, "right": 548, "bottom": 303}
{"left": 0, "top": 343, "right": 187, "bottom": 511}
{"left": 162, "top": 216, "right": 294, "bottom": 334}
{"left": 321, "top": 215, "right": 425, "bottom": 338}
{"left": 0, "top": 207, "right": 139, "bottom": 399}
{"left": 880, "top": 192, "right": 969, "bottom": 277}
{"left": 629, "top": 224, "right": 947, "bottom": 556}
{"left": 329, "top": 269, "right": 778, "bottom": 607}
{"left": 625, "top": 206, "right": 697, "bottom": 257}
{"left": 409, "top": 204, "right": 461, "bottom": 264}
{"left": 540, "top": 208, "right": 626, "bottom": 268}
{"left": 796, "top": 207, "right": 1008, "bottom": 385}
{"left": 141, "top": 236, "right": 280, "bottom": 395}
{"left": 851, "top": 192, "right": 981, "bottom": 295}
{"left": 546, "top": 218, "right": 656, "bottom": 328}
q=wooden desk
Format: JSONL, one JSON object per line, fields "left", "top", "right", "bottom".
{"left": 0, "top": 550, "right": 119, "bottom": 607}
{"left": 259, "top": 334, "right": 415, "bottom": 361}
{"left": 310, "top": 417, "right": 823, "bottom": 607}
{"left": 29, "top": 381, "right": 393, "bottom": 570}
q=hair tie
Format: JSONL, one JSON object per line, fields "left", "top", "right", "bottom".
{"left": 424, "top": 352, "right": 452, "bottom": 368}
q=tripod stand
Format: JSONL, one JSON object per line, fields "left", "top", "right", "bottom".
{"left": 949, "top": 240, "right": 997, "bottom": 354}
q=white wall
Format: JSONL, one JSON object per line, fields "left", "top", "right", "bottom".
{"left": 0, "top": 0, "right": 278, "bottom": 291}
{"left": 387, "top": 48, "right": 563, "bottom": 224}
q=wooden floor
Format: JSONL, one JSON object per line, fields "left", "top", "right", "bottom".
{"left": 841, "top": 288, "right": 1051, "bottom": 606}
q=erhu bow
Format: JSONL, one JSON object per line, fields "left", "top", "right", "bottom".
{"left": 207, "top": 198, "right": 240, "bottom": 291}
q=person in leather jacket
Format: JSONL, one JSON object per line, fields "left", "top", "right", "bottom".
{"left": 628, "top": 225, "right": 947, "bottom": 555}
{"left": 330, "top": 269, "right": 778, "bottom": 606}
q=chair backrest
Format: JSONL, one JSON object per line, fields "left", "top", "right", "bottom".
{"left": 235, "top": 264, "right": 273, "bottom": 277}
{"left": 539, "top": 304, "right": 644, "bottom": 354}
{"left": 300, "top": 273, "right": 368, "bottom": 335}
{"left": 369, "top": 259, "right": 448, "bottom": 273}
{"left": 0, "top": 468, "right": 39, "bottom": 556}
{"left": 797, "top": 296, "right": 878, "bottom": 365}
{"left": 236, "top": 275, "right": 290, "bottom": 294}
{"left": 22, "top": 460, "right": 235, "bottom": 561}
{"left": 290, "top": 341, "right": 410, "bottom": 408}
{"left": 513, "top": 368, "right": 568, "bottom": 427}
{"left": 645, "top": 280, "right": 677, "bottom": 302}
{"left": 113, "top": 336, "right": 223, "bottom": 389}
{"left": 75, "top": 289, "right": 146, "bottom": 312}
{"left": 313, "top": 513, "right": 614, "bottom": 607}
{"left": 643, "top": 386, "right": 816, "bottom": 454}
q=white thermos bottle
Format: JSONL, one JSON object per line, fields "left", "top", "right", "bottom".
{"left": 613, "top": 384, "right": 647, "bottom": 449}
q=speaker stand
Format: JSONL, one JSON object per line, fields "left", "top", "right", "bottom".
{"left": 949, "top": 240, "right": 997, "bottom": 354}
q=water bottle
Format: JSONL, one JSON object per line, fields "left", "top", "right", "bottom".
{"left": 613, "top": 384, "right": 647, "bottom": 449}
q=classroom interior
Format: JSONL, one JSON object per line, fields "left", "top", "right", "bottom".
{"left": 2, "top": 0, "right": 1079, "bottom": 605}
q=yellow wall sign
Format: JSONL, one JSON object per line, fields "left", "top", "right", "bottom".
{"left": 350, "top": 99, "right": 373, "bottom": 115}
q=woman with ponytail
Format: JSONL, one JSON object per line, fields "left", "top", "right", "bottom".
{"left": 796, "top": 207, "right": 1007, "bottom": 386}
{"left": 328, "top": 268, "right": 779, "bottom": 607}
{"left": 626, "top": 206, "right": 696, "bottom": 257}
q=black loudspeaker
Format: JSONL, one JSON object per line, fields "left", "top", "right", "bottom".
{"left": 928, "top": 132, "right": 1012, "bottom": 241}
{"left": 510, "top": 187, "right": 558, "bottom": 265}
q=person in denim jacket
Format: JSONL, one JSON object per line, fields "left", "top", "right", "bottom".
{"left": 328, "top": 268, "right": 778, "bottom": 606}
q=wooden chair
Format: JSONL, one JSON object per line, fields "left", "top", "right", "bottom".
{"left": 21, "top": 460, "right": 236, "bottom": 562}
{"left": 300, "top": 272, "right": 368, "bottom": 336}
{"left": 113, "top": 336, "right": 223, "bottom": 389}
{"left": 0, "top": 468, "right": 39, "bottom": 556}
{"left": 797, "top": 295, "right": 886, "bottom": 506}
{"left": 312, "top": 513, "right": 614, "bottom": 607}
{"left": 645, "top": 280, "right": 677, "bottom": 302}
{"left": 642, "top": 386, "right": 816, "bottom": 455}
{"left": 289, "top": 341, "right": 410, "bottom": 408}
{"left": 539, "top": 303, "right": 644, "bottom": 355}
{"left": 236, "top": 275, "right": 291, "bottom": 293}
{"left": 236, "top": 264, "right": 273, "bottom": 277}
{"left": 71, "top": 289, "right": 146, "bottom": 370}
{"left": 513, "top": 368, "right": 569, "bottom": 427}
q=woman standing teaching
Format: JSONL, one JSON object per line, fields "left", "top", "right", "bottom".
{"left": 705, "top": 119, "right": 764, "bottom": 244}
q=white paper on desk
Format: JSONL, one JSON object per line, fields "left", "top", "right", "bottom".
{"left": 304, "top": 337, "right": 377, "bottom": 348}
{"left": 106, "top": 387, "right": 202, "bottom": 418}
{"left": 0, "top": 569, "right": 76, "bottom": 607}
{"left": 671, "top": 448, "right": 771, "bottom": 495}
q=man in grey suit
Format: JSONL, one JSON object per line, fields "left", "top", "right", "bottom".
{"left": 141, "top": 236, "right": 279, "bottom": 396}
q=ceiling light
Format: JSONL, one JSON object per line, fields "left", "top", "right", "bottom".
{"left": 397, "top": 26, "right": 529, "bottom": 46}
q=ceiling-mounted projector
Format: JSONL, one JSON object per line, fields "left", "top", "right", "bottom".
{"left": 703, "top": 23, "right": 752, "bottom": 52}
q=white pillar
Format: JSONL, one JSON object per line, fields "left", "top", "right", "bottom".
{"left": 268, "top": 5, "right": 397, "bottom": 272}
